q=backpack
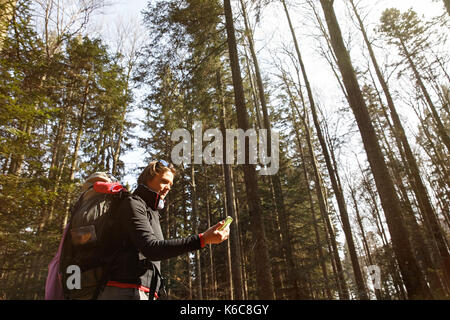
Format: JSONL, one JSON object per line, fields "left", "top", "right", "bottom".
{"left": 45, "top": 173, "right": 128, "bottom": 300}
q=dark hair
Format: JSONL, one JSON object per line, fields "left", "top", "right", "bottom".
{"left": 137, "top": 160, "right": 176, "bottom": 185}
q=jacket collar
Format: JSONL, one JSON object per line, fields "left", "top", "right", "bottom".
{"left": 134, "top": 184, "right": 162, "bottom": 211}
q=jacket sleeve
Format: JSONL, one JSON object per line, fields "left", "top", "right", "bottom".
{"left": 120, "top": 196, "right": 202, "bottom": 261}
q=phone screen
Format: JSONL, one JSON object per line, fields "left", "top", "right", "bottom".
{"left": 219, "top": 216, "right": 233, "bottom": 230}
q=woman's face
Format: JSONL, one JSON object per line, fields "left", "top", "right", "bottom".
{"left": 146, "top": 170, "right": 174, "bottom": 199}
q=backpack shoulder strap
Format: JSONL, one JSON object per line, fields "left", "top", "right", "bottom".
{"left": 148, "top": 262, "right": 162, "bottom": 300}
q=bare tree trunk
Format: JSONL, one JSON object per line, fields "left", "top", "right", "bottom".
{"left": 294, "top": 93, "right": 349, "bottom": 299}
{"left": 0, "top": 0, "right": 17, "bottom": 50}
{"left": 348, "top": 183, "right": 382, "bottom": 300}
{"left": 282, "top": 0, "right": 368, "bottom": 299}
{"left": 112, "top": 65, "right": 133, "bottom": 176}
{"left": 444, "top": 0, "right": 450, "bottom": 16}
{"left": 216, "top": 69, "right": 244, "bottom": 300}
{"left": 295, "top": 118, "right": 332, "bottom": 299}
{"left": 371, "top": 93, "right": 447, "bottom": 295}
{"left": 27, "top": 94, "right": 75, "bottom": 295}
{"left": 265, "top": 175, "right": 288, "bottom": 299}
{"left": 233, "top": 171, "right": 249, "bottom": 300}
{"left": 247, "top": 51, "right": 287, "bottom": 299}
{"left": 349, "top": 0, "right": 450, "bottom": 294}
{"left": 62, "top": 77, "right": 90, "bottom": 229}
{"left": 190, "top": 162, "right": 203, "bottom": 299}
{"left": 280, "top": 65, "right": 349, "bottom": 299}
{"left": 240, "top": 0, "right": 302, "bottom": 299}
{"left": 204, "top": 166, "right": 217, "bottom": 299}
{"left": 399, "top": 39, "right": 450, "bottom": 152}
{"left": 223, "top": 0, "right": 275, "bottom": 299}
{"left": 181, "top": 172, "right": 192, "bottom": 299}
{"left": 320, "top": 0, "right": 432, "bottom": 299}
{"left": 243, "top": 47, "right": 264, "bottom": 130}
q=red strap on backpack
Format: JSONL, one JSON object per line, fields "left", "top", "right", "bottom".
{"left": 93, "top": 181, "right": 127, "bottom": 194}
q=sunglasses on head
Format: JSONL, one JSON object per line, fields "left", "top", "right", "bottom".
{"left": 158, "top": 160, "right": 169, "bottom": 167}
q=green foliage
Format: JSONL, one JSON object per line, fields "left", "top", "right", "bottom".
{"left": 0, "top": 0, "right": 135, "bottom": 299}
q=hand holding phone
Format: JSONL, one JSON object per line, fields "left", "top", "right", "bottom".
{"left": 202, "top": 217, "right": 232, "bottom": 245}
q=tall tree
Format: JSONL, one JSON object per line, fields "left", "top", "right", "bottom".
{"left": 348, "top": 0, "right": 450, "bottom": 295}
{"left": 217, "top": 68, "right": 245, "bottom": 300}
{"left": 293, "top": 108, "right": 332, "bottom": 299}
{"left": 282, "top": 0, "right": 368, "bottom": 299}
{"left": 277, "top": 62, "right": 348, "bottom": 299}
{"left": 223, "top": 0, "right": 275, "bottom": 299}
{"left": 319, "top": 0, "right": 432, "bottom": 299}
{"left": 379, "top": 8, "right": 450, "bottom": 152}
{"left": 373, "top": 7, "right": 450, "bottom": 293}
{"left": 240, "top": 0, "right": 303, "bottom": 299}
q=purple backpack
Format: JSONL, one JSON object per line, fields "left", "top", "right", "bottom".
{"left": 45, "top": 222, "right": 70, "bottom": 300}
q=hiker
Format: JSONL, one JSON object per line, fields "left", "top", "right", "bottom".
{"left": 96, "top": 160, "right": 230, "bottom": 300}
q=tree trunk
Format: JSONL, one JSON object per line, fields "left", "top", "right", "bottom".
{"left": 443, "top": 0, "right": 450, "bottom": 16}
{"left": 399, "top": 39, "right": 450, "bottom": 152}
{"left": 181, "top": 172, "right": 192, "bottom": 299}
{"left": 296, "top": 119, "right": 332, "bottom": 299}
{"left": 243, "top": 47, "right": 264, "bottom": 130}
{"left": 370, "top": 91, "right": 447, "bottom": 295}
{"left": 348, "top": 184, "right": 382, "bottom": 300}
{"left": 204, "top": 166, "right": 217, "bottom": 299}
{"left": 349, "top": 0, "right": 450, "bottom": 294}
{"left": 281, "top": 66, "right": 350, "bottom": 299}
{"left": 62, "top": 77, "right": 90, "bottom": 229}
{"left": 233, "top": 171, "right": 249, "bottom": 300}
{"left": 302, "top": 123, "right": 346, "bottom": 299}
{"left": 8, "top": 121, "right": 32, "bottom": 176}
{"left": 240, "top": 0, "right": 302, "bottom": 299}
{"left": 216, "top": 69, "right": 245, "bottom": 300}
{"left": 299, "top": 102, "right": 348, "bottom": 299}
{"left": 190, "top": 162, "right": 203, "bottom": 299}
{"left": 223, "top": 0, "right": 275, "bottom": 299}
{"left": 112, "top": 62, "right": 133, "bottom": 176}
{"left": 284, "top": 0, "right": 368, "bottom": 299}
{"left": 0, "top": 0, "right": 17, "bottom": 50}
{"left": 320, "top": 0, "right": 432, "bottom": 299}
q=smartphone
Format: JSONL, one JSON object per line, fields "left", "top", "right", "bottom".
{"left": 218, "top": 216, "right": 233, "bottom": 231}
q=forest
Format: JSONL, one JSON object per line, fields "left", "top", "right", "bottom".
{"left": 0, "top": 0, "right": 449, "bottom": 300}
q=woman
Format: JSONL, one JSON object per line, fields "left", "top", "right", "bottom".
{"left": 98, "top": 160, "right": 230, "bottom": 300}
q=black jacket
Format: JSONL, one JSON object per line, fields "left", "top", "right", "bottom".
{"left": 108, "top": 184, "right": 202, "bottom": 292}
